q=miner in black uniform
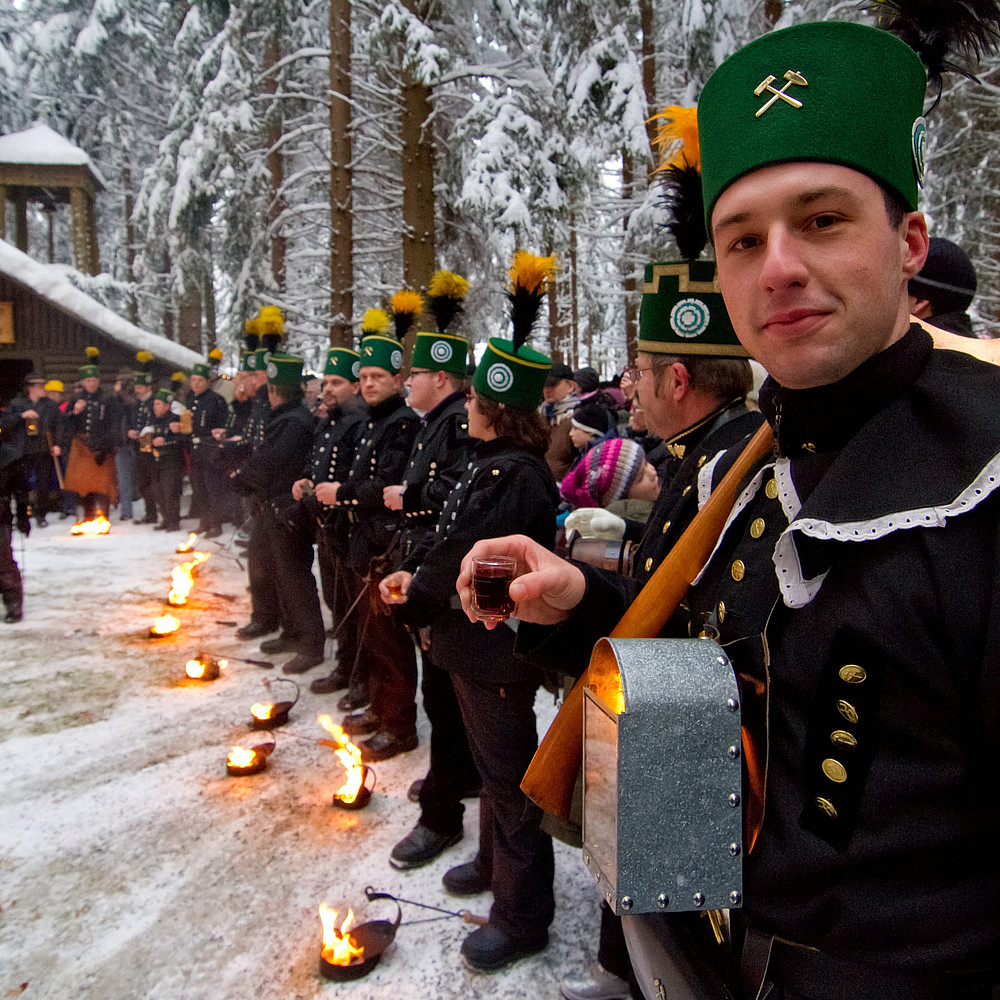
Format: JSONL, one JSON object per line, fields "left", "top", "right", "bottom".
{"left": 381, "top": 252, "right": 560, "bottom": 973}
{"left": 233, "top": 350, "right": 327, "bottom": 674}
{"left": 64, "top": 349, "right": 120, "bottom": 520}
{"left": 148, "top": 390, "right": 184, "bottom": 531}
{"left": 0, "top": 400, "right": 29, "bottom": 621}
{"left": 292, "top": 346, "right": 366, "bottom": 692}
{"left": 380, "top": 275, "right": 482, "bottom": 871}
{"left": 128, "top": 353, "right": 159, "bottom": 525}
{"left": 7, "top": 373, "right": 57, "bottom": 527}
{"left": 183, "top": 357, "right": 229, "bottom": 538}
{"left": 317, "top": 308, "right": 419, "bottom": 762}
{"left": 459, "top": 13, "right": 1000, "bottom": 1000}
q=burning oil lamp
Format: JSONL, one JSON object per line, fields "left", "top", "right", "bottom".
{"left": 176, "top": 532, "right": 198, "bottom": 553}
{"left": 149, "top": 614, "right": 180, "bottom": 637}
{"left": 185, "top": 654, "right": 226, "bottom": 680}
{"left": 70, "top": 512, "right": 111, "bottom": 536}
{"left": 317, "top": 896, "right": 401, "bottom": 982}
{"left": 249, "top": 678, "right": 299, "bottom": 730}
{"left": 167, "top": 551, "right": 210, "bottom": 606}
{"left": 225, "top": 736, "right": 275, "bottom": 776}
{"left": 318, "top": 714, "right": 374, "bottom": 809}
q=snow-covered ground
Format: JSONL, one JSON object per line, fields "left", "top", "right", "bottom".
{"left": 0, "top": 518, "right": 596, "bottom": 999}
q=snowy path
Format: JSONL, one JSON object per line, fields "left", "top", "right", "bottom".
{"left": 0, "top": 521, "right": 595, "bottom": 999}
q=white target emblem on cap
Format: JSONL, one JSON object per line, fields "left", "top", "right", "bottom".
{"left": 430, "top": 340, "right": 453, "bottom": 364}
{"left": 351, "top": 361, "right": 361, "bottom": 379}
{"left": 266, "top": 362, "right": 278, "bottom": 378}
{"left": 391, "top": 349, "right": 403, "bottom": 370}
{"left": 670, "top": 298, "right": 711, "bottom": 339}
{"left": 247, "top": 356, "right": 256, "bottom": 369}
{"left": 911, "top": 116, "right": 927, "bottom": 186}
{"left": 486, "top": 362, "right": 514, "bottom": 393}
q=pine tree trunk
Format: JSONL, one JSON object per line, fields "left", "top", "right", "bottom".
{"left": 401, "top": 71, "right": 436, "bottom": 290}
{"left": 123, "top": 159, "right": 138, "bottom": 324}
{"left": 571, "top": 210, "right": 581, "bottom": 369}
{"left": 640, "top": 0, "right": 657, "bottom": 152}
{"left": 622, "top": 152, "right": 638, "bottom": 360}
{"left": 329, "top": 0, "right": 354, "bottom": 347}
{"left": 265, "top": 32, "right": 287, "bottom": 293}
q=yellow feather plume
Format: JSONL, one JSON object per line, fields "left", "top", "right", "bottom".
{"left": 85, "top": 346, "right": 100, "bottom": 358}
{"left": 361, "top": 308, "right": 391, "bottom": 335}
{"left": 209, "top": 348, "right": 223, "bottom": 362}
{"left": 508, "top": 252, "right": 557, "bottom": 296}
{"left": 390, "top": 289, "right": 424, "bottom": 316}
{"left": 244, "top": 317, "right": 260, "bottom": 335}
{"left": 171, "top": 371, "right": 185, "bottom": 382}
{"left": 136, "top": 351, "right": 154, "bottom": 364}
{"left": 649, "top": 106, "right": 700, "bottom": 173}
{"left": 428, "top": 270, "right": 470, "bottom": 300}
{"left": 258, "top": 305, "right": 285, "bottom": 338}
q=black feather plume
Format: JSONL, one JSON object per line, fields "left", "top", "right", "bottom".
{"left": 262, "top": 333, "right": 282, "bottom": 353}
{"left": 864, "top": 0, "right": 1000, "bottom": 90}
{"left": 245, "top": 332, "right": 259, "bottom": 352}
{"left": 506, "top": 253, "right": 556, "bottom": 354}
{"left": 658, "top": 165, "right": 708, "bottom": 262}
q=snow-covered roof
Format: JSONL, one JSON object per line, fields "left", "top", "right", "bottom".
{"left": 0, "top": 121, "right": 108, "bottom": 190}
{"left": 0, "top": 238, "right": 203, "bottom": 370}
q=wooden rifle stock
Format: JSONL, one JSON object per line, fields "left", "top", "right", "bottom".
{"left": 520, "top": 421, "right": 774, "bottom": 821}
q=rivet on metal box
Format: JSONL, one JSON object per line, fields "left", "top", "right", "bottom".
{"left": 582, "top": 637, "right": 743, "bottom": 916}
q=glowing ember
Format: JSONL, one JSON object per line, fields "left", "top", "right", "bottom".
{"left": 319, "top": 714, "right": 365, "bottom": 804}
{"left": 176, "top": 532, "right": 198, "bottom": 553}
{"left": 168, "top": 551, "right": 210, "bottom": 606}
{"left": 319, "top": 904, "right": 365, "bottom": 966}
{"left": 70, "top": 513, "right": 111, "bottom": 536}
{"left": 149, "top": 614, "right": 180, "bottom": 636}
{"left": 227, "top": 746, "right": 256, "bottom": 768}
{"left": 250, "top": 702, "right": 274, "bottom": 720}
{"left": 186, "top": 658, "right": 206, "bottom": 678}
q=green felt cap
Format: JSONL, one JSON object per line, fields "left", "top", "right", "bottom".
{"left": 359, "top": 335, "right": 404, "bottom": 375}
{"left": 698, "top": 21, "right": 927, "bottom": 228}
{"left": 134, "top": 372, "right": 153, "bottom": 386}
{"left": 191, "top": 362, "right": 212, "bottom": 379}
{"left": 639, "top": 260, "right": 747, "bottom": 358}
{"left": 325, "top": 347, "right": 361, "bottom": 382}
{"left": 410, "top": 331, "right": 470, "bottom": 377}
{"left": 79, "top": 364, "right": 99, "bottom": 379}
{"left": 153, "top": 389, "right": 173, "bottom": 404}
{"left": 266, "top": 352, "right": 303, "bottom": 387}
{"left": 472, "top": 338, "right": 552, "bottom": 410}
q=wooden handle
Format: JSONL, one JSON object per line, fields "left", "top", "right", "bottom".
{"left": 521, "top": 421, "right": 773, "bottom": 820}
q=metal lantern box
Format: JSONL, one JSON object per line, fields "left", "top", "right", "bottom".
{"left": 582, "top": 637, "right": 744, "bottom": 916}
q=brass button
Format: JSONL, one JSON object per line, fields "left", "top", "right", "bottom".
{"left": 750, "top": 517, "right": 765, "bottom": 539}
{"left": 697, "top": 454, "right": 707, "bottom": 467}
{"left": 765, "top": 479, "right": 779, "bottom": 500}
{"left": 661, "top": 520, "right": 671, "bottom": 535}
{"left": 682, "top": 484, "right": 692, "bottom": 496}
{"left": 839, "top": 664, "right": 867, "bottom": 684}
{"left": 815, "top": 797, "right": 838, "bottom": 819}
{"left": 837, "top": 700, "right": 859, "bottom": 724}
{"left": 830, "top": 730, "right": 857, "bottom": 748}
{"left": 730, "top": 559, "right": 746, "bottom": 582}
{"left": 822, "top": 758, "right": 847, "bottom": 783}
{"left": 644, "top": 557, "right": 653, "bottom": 573}
{"left": 717, "top": 601, "right": 726, "bottom": 623}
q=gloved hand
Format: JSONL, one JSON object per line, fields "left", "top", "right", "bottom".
{"left": 564, "top": 507, "right": 626, "bottom": 540}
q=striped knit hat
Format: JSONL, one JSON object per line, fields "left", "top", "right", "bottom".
{"left": 559, "top": 437, "right": 646, "bottom": 509}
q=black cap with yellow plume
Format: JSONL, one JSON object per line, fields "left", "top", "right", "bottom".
{"left": 80, "top": 346, "right": 100, "bottom": 379}
{"left": 134, "top": 350, "right": 156, "bottom": 386}
{"left": 390, "top": 289, "right": 423, "bottom": 342}
{"left": 358, "top": 308, "right": 402, "bottom": 375}
{"left": 471, "top": 252, "right": 554, "bottom": 410}
{"left": 258, "top": 305, "right": 285, "bottom": 358}
{"left": 411, "top": 271, "right": 471, "bottom": 377}
{"left": 638, "top": 105, "right": 745, "bottom": 359}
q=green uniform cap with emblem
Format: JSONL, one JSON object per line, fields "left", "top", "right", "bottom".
{"left": 698, "top": 21, "right": 928, "bottom": 228}
{"left": 412, "top": 270, "right": 471, "bottom": 376}
{"left": 358, "top": 308, "right": 404, "bottom": 374}
{"left": 134, "top": 351, "right": 155, "bottom": 386}
{"left": 472, "top": 252, "right": 554, "bottom": 410}
{"left": 191, "top": 360, "right": 212, "bottom": 378}
{"left": 325, "top": 346, "right": 361, "bottom": 382}
{"left": 266, "top": 352, "right": 303, "bottom": 386}
{"left": 639, "top": 106, "right": 746, "bottom": 358}
{"left": 244, "top": 316, "right": 260, "bottom": 372}
{"left": 153, "top": 389, "right": 173, "bottom": 404}
{"left": 79, "top": 346, "right": 100, "bottom": 379}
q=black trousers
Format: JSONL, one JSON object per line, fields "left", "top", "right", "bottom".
{"left": 417, "top": 647, "right": 480, "bottom": 836}
{"left": 362, "top": 601, "right": 417, "bottom": 736}
{"left": 136, "top": 451, "right": 159, "bottom": 518}
{"left": 452, "top": 672, "right": 554, "bottom": 942}
{"left": 22, "top": 449, "right": 54, "bottom": 515}
{"left": 155, "top": 450, "right": 183, "bottom": 527}
{"left": 317, "top": 535, "right": 365, "bottom": 679}
{"left": 0, "top": 524, "right": 22, "bottom": 612}
{"left": 189, "top": 448, "right": 227, "bottom": 530}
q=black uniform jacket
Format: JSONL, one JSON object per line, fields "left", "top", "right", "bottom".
{"left": 400, "top": 438, "right": 559, "bottom": 682}
{"left": 232, "top": 400, "right": 314, "bottom": 504}
{"left": 186, "top": 388, "right": 228, "bottom": 454}
{"left": 68, "top": 390, "right": 120, "bottom": 457}
{"left": 332, "top": 394, "right": 418, "bottom": 572}
{"left": 551, "top": 328, "right": 1000, "bottom": 976}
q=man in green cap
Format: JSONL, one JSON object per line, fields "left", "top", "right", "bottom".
{"left": 183, "top": 358, "right": 229, "bottom": 538}
{"left": 457, "top": 13, "right": 1000, "bottom": 998}
{"left": 233, "top": 351, "right": 327, "bottom": 675}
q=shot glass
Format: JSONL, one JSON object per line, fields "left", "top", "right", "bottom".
{"left": 470, "top": 555, "right": 517, "bottom": 623}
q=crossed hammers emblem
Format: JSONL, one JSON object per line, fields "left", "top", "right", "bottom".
{"left": 754, "top": 70, "right": 808, "bottom": 118}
